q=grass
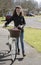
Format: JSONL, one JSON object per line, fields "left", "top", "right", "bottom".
{"left": 37, "top": 20, "right": 41, "bottom": 22}
{"left": 0, "top": 17, "right": 5, "bottom": 24}
{"left": 24, "top": 27, "right": 41, "bottom": 52}
{"left": 5, "top": 26, "right": 14, "bottom": 29}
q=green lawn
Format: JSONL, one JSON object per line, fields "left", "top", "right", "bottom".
{"left": 38, "top": 20, "right": 41, "bottom": 22}
{"left": 24, "top": 27, "right": 41, "bottom": 52}
{"left": 0, "top": 17, "right": 5, "bottom": 24}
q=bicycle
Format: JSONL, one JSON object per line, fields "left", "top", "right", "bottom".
{"left": 0, "top": 28, "right": 20, "bottom": 61}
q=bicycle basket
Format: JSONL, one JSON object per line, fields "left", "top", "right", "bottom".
{"left": 8, "top": 28, "right": 20, "bottom": 38}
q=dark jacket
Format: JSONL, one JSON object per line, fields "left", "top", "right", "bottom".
{"left": 5, "top": 15, "right": 26, "bottom": 31}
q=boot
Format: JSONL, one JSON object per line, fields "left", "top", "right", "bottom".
{"left": 17, "top": 49, "right": 20, "bottom": 55}
{"left": 22, "top": 51, "right": 26, "bottom": 57}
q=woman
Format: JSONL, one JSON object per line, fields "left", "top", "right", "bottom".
{"left": 3, "top": 6, "right": 26, "bottom": 57}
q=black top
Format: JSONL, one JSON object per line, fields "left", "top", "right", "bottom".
{"left": 5, "top": 15, "right": 26, "bottom": 31}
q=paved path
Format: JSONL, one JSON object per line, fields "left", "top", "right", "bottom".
{"left": 25, "top": 16, "right": 41, "bottom": 29}
{"left": 0, "top": 28, "right": 41, "bottom": 65}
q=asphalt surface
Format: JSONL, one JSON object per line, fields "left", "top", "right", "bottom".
{"left": 25, "top": 16, "right": 41, "bottom": 29}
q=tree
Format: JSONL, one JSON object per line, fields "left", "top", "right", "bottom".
{"left": 20, "top": 0, "right": 38, "bottom": 13}
{"left": 0, "top": 0, "right": 13, "bottom": 16}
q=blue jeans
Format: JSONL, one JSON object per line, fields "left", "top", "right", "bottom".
{"left": 16, "top": 31, "right": 25, "bottom": 54}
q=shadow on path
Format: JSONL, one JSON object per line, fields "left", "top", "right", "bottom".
{"left": 0, "top": 56, "right": 24, "bottom": 65}
{"left": 0, "top": 50, "right": 24, "bottom": 65}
